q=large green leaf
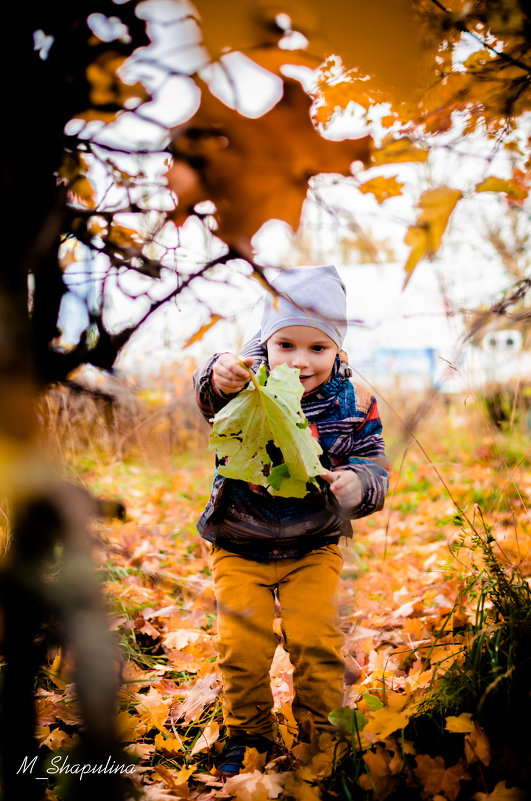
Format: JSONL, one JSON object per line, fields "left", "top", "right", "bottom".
{"left": 209, "top": 362, "right": 325, "bottom": 498}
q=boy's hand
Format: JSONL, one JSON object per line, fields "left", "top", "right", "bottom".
{"left": 321, "top": 469, "right": 362, "bottom": 509}
{"left": 212, "top": 354, "right": 254, "bottom": 395}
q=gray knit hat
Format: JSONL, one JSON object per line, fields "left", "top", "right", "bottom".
{"left": 260, "top": 265, "right": 347, "bottom": 348}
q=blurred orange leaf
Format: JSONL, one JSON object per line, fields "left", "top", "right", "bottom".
{"left": 167, "top": 78, "right": 371, "bottom": 253}
{"left": 193, "top": 0, "right": 430, "bottom": 106}
{"left": 86, "top": 52, "right": 148, "bottom": 108}
{"left": 183, "top": 315, "right": 223, "bottom": 348}
{"left": 58, "top": 153, "right": 89, "bottom": 184}
{"left": 404, "top": 187, "right": 462, "bottom": 286}
{"left": 69, "top": 176, "right": 95, "bottom": 207}
{"left": 359, "top": 175, "right": 404, "bottom": 204}
{"left": 116, "top": 709, "right": 146, "bottom": 742}
{"left": 371, "top": 137, "right": 429, "bottom": 165}
{"left": 107, "top": 223, "right": 142, "bottom": 249}
{"left": 58, "top": 152, "right": 95, "bottom": 206}
{"left": 476, "top": 176, "right": 528, "bottom": 201}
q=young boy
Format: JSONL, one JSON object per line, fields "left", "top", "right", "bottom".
{"left": 193, "top": 265, "right": 389, "bottom": 775}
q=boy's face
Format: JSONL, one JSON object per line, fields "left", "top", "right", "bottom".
{"left": 266, "top": 325, "right": 338, "bottom": 394}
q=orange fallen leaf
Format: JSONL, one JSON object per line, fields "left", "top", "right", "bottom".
{"left": 363, "top": 708, "right": 411, "bottom": 742}
{"left": 115, "top": 708, "right": 146, "bottom": 742}
{"left": 135, "top": 687, "right": 171, "bottom": 732}
{"left": 465, "top": 724, "right": 491, "bottom": 766}
{"left": 222, "top": 769, "right": 285, "bottom": 801}
{"left": 445, "top": 712, "right": 475, "bottom": 733}
{"left": 190, "top": 719, "right": 220, "bottom": 755}
{"left": 472, "top": 781, "right": 527, "bottom": 800}
{"left": 170, "top": 672, "right": 220, "bottom": 723}
{"left": 276, "top": 771, "right": 316, "bottom": 801}
{"left": 358, "top": 744, "right": 402, "bottom": 797}
{"left": 154, "top": 731, "right": 185, "bottom": 753}
{"left": 414, "top": 754, "right": 470, "bottom": 801}
{"left": 242, "top": 747, "right": 268, "bottom": 774}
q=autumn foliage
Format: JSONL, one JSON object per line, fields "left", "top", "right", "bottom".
{"left": 1, "top": 1, "right": 531, "bottom": 800}
{"left": 2, "top": 0, "right": 529, "bottom": 400}
{"left": 21, "top": 378, "right": 531, "bottom": 800}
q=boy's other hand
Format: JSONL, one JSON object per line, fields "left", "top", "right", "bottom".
{"left": 212, "top": 354, "right": 254, "bottom": 395}
{"left": 321, "top": 469, "right": 362, "bottom": 509}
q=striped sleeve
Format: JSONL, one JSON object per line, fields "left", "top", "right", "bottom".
{"left": 336, "top": 391, "right": 391, "bottom": 520}
{"left": 192, "top": 337, "right": 266, "bottom": 424}
{"left": 193, "top": 353, "right": 235, "bottom": 424}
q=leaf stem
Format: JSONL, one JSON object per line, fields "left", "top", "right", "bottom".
{"left": 238, "top": 360, "right": 260, "bottom": 391}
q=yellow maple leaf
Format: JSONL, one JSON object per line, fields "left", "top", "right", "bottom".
{"left": 415, "top": 754, "right": 470, "bottom": 801}
{"left": 35, "top": 724, "right": 51, "bottom": 744}
{"left": 403, "top": 187, "right": 462, "bottom": 286}
{"left": 363, "top": 707, "right": 411, "bottom": 742}
{"left": 134, "top": 687, "right": 171, "bottom": 732}
{"left": 242, "top": 747, "right": 268, "bottom": 774}
{"left": 465, "top": 724, "right": 491, "bottom": 766}
{"left": 445, "top": 712, "right": 475, "bottom": 733}
{"left": 115, "top": 709, "right": 146, "bottom": 742}
{"left": 42, "top": 727, "right": 78, "bottom": 751}
{"left": 359, "top": 175, "right": 404, "bottom": 204}
{"left": 154, "top": 731, "right": 184, "bottom": 754}
{"left": 173, "top": 764, "right": 196, "bottom": 785}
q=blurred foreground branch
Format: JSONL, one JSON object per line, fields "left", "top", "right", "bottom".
{"left": 0, "top": 482, "right": 128, "bottom": 801}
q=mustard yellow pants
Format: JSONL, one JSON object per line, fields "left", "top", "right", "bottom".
{"left": 210, "top": 543, "right": 345, "bottom": 740}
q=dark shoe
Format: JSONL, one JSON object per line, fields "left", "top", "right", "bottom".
{"left": 217, "top": 734, "right": 273, "bottom": 777}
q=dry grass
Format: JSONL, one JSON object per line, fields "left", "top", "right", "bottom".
{"left": 36, "top": 360, "right": 209, "bottom": 475}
